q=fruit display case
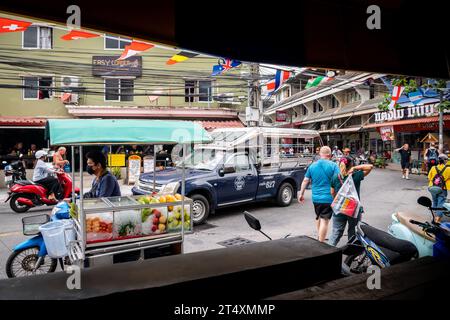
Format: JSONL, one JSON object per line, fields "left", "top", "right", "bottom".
{"left": 79, "top": 194, "right": 193, "bottom": 249}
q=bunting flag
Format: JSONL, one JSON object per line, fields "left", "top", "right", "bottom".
{"left": 388, "top": 85, "right": 405, "bottom": 110}
{"left": 61, "top": 29, "right": 100, "bottom": 40}
{"left": 212, "top": 58, "right": 242, "bottom": 76}
{"left": 0, "top": 17, "right": 32, "bottom": 33}
{"left": 266, "top": 70, "right": 291, "bottom": 93}
{"left": 408, "top": 90, "right": 424, "bottom": 105}
{"left": 166, "top": 51, "right": 199, "bottom": 65}
{"left": 305, "top": 76, "right": 333, "bottom": 89}
{"left": 117, "top": 40, "right": 154, "bottom": 60}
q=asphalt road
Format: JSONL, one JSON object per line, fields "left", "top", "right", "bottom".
{"left": 0, "top": 168, "right": 442, "bottom": 279}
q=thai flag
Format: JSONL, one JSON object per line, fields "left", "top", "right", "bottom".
{"left": 266, "top": 70, "right": 291, "bottom": 93}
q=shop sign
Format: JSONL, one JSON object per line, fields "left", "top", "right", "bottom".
{"left": 379, "top": 126, "right": 394, "bottom": 141}
{"left": 374, "top": 103, "right": 437, "bottom": 122}
{"left": 92, "top": 56, "right": 142, "bottom": 77}
{"left": 276, "top": 110, "right": 288, "bottom": 122}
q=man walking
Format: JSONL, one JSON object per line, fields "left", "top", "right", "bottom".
{"left": 424, "top": 142, "right": 439, "bottom": 174}
{"left": 395, "top": 144, "right": 412, "bottom": 180}
{"left": 298, "top": 146, "right": 340, "bottom": 242}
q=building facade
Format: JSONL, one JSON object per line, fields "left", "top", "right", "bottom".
{"left": 0, "top": 13, "right": 249, "bottom": 157}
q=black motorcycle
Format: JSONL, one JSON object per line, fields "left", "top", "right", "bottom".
{"left": 2, "top": 159, "right": 27, "bottom": 189}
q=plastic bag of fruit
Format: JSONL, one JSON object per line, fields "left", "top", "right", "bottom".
{"left": 167, "top": 205, "right": 191, "bottom": 232}
{"left": 86, "top": 212, "right": 113, "bottom": 243}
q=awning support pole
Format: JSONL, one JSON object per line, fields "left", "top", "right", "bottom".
{"left": 71, "top": 146, "right": 75, "bottom": 203}
{"left": 438, "top": 90, "right": 444, "bottom": 153}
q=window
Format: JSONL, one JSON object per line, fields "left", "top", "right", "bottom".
{"left": 198, "top": 80, "right": 212, "bottom": 102}
{"left": 105, "top": 34, "right": 131, "bottom": 49}
{"left": 23, "top": 26, "right": 52, "bottom": 49}
{"left": 331, "top": 96, "right": 339, "bottom": 108}
{"left": 302, "top": 105, "right": 307, "bottom": 115}
{"left": 346, "top": 91, "right": 360, "bottom": 103}
{"left": 23, "top": 76, "right": 53, "bottom": 100}
{"left": 105, "top": 78, "right": 134, "bottom": 101}
{"left": 313, "top": 101, "right": 322, "bottom": 113}
{"left": 226, "top": 153, "right": 250, "bottom": 172}
{"left": 185, "top": 80, "right": 195, "bottom": 103}
{"left": 369, "top": 84, "right": 375, "bottom": 99}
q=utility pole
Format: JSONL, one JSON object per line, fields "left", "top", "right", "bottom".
{"left": 246, "top": 63, "right": 261, "bottom": 127}
{"left": 438, "top": 89, "right": 444, "bottom": 153}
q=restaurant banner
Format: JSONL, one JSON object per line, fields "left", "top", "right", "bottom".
{"left": 276, "top": 110, "right": 288, "bottom": 122}
{"left": 379, "top": 126, "right": 395, "bottom": 141}
{"left": 92, "top": 56, "right": 142, "bottom": 77}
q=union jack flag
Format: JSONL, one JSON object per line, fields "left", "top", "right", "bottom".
{"left": 212, "top": 58, "right": 241, "bottom": 76}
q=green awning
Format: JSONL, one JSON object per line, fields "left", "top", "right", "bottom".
{"left": 45, "top": 119, "right": 212, "bottom": 145}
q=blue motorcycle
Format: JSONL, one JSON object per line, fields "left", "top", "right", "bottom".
{"left": 5, "top": 202, "right": 72, "bottom": 278}
{"left": 342, "top": 222, "right": 418, "bottom": 274}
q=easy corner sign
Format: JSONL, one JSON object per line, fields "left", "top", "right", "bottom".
{"left": 128, "top": 155, "right": 141, "bottom": 184}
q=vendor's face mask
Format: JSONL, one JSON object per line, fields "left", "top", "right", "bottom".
{"left": 86, "top": 164, "right": 96, "bottom": 175}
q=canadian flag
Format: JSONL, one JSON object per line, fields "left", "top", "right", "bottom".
{"left": 388, "top": 85, "right": 405, "bottom": 110}
{"left": 0, "top": 17, "right": 32, "bottom": 33}
{"left": 117, "top": 40, "right": 154, "bottom": 60}
{"left": 61, "top": 29, "right": 99, "bottom": 40}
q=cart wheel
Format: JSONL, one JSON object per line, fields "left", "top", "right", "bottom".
{"left": 190, "top": 194, "right": 210, "bottom": 225}
{"left": 6, "top": 247, "right": 57, "bottom": 278}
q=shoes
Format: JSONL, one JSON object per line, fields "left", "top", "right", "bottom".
{"left": 402, "top": 175, "right": 405, "bottom": 179}
{"left": 406, "top": 177, "right": 410, "bottom": 180}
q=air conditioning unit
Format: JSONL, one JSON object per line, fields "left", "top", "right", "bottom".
{"left": 60, "top": 76, "right": 80, "bottom": 104}
{"left": 320, "top": 124, "right": 327, "bottom": 131}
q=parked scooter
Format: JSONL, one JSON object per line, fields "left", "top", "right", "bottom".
{"left": 5, "top": 202, "right": 74, "bottom": 278}
{"left": 388, "top": 196, "right": 450, "bottom": 258}
{"left": 243, "top": 211, "right": 417, "bottom": 275}
{"left": 5, "top": 169, "right": 80, "bottom": 213}
{"left": 2, "top": 156, "right": 27, "bottom": 189}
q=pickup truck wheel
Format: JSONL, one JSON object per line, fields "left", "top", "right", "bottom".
{"left": 277, "top": 183, "right": 294, "bottom": 207}
{"left": 190, "top": 194, "right": 210, "bottom": 225}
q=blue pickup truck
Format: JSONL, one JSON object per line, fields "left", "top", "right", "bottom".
{"left": 132, "top": 128, "right": 321, "bottom": 224}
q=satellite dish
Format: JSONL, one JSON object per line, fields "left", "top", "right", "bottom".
{"left": 326, "top": 70, "right": 336, "bottom": 78}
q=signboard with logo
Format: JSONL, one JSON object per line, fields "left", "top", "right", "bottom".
{"left": 379, "top": 126, "right": 395, "bottom": 141}
{"left": 374, "top": 103, "right": 439, "bottom": 123}
{"left": 127, "top": 155, "right": 141, "bottom": 185}
{"left": 92, "top": 56, "right": 142, "bottom": 77}
{"left": 143, "top": 157, "right": 154, "bottom": 173}
{"left": 276, "top": 110, "right": 288, "bottom": 122}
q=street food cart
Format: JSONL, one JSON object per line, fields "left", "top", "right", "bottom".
{"left": 45, "top": 119, "right": 212, "bottom": 267}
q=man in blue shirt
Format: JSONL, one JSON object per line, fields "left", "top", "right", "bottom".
{"left": 84, "top": 150, "right": 121, "bottom": 198}
{"left": 298, "top": 146, "right": 340, "bottom": 242}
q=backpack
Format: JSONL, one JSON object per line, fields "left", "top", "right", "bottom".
{"left": 429, "top": 165, "right": 448, "bottom": 195}
{"left": 427, "top": 148, "right": 438, "bottom": 164}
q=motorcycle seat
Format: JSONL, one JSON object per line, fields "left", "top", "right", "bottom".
{"left": 395, "top": 211, "right": 435, "bottom": 242}
{"left": 360, "top": 223, "right": 418, "bottom": 265}
{"left": 16, "top": 180, "right": 45, "bottom": 188}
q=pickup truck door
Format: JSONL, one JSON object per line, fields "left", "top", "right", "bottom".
{"left": 216, "top": 153, "right": 258, "bottom": 206}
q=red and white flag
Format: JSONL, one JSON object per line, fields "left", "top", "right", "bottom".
{"left": 117, "top": 40, "right": 154, "bottom": 60}
{"left": 61, "top": 29, "right": 99, "bottom": 40}
{"left": 0, "top": 17, "right": 31, "bottom": 33}
{"left": 388, "top": 85, "right": 405, "bottom": 110}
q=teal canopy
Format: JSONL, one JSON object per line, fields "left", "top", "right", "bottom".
{"left": 45, "top": 119, "right": 213, "bottom": 145}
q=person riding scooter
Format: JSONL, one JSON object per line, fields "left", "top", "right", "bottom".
{"left": 32, "top": 150, "right": 63, "bottom": 201}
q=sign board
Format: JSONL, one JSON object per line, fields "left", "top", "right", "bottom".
{"left": 374, "top": 103, "right": 443, "bottom": 123}
{"left": 143, "top": 157, "right": 155, "bottom": 173}
{"left": 379, "top": 126, "right": 395, "bottom": 141}
{"left": 108, "top": 153, "right": 126, "bottom": 167}
{"left": 245, "top": 107, "right": 259, "bottom": 122}
{"left": 276, "top": 110, "right": 288, "bottom": 122}
{"left": 127, "top": 155, "right": 141, "bottom": 184}
{"left": 92, "top": 56, "right": 142, "bottom": 77}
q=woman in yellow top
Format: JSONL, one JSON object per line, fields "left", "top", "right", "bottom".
{"left": 427, "top": 154, "right": 450, "bottom": 223}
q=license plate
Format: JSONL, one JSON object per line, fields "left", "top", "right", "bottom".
{"left": 5, "top": 176, "right": 12, "bottom": 182}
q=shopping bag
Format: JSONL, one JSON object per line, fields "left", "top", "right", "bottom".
{"left": 331, "top": 175, "right": 361, "bottom": 218}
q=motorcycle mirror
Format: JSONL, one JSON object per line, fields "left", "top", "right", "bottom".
{"left": 244, "top": 211, "right": 261, "bottom": 231}
{"left": 417, "top": 196, "right": 432, "bottom": 208}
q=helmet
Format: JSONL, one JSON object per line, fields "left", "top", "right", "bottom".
{"left": 35, "top": 150, "right": 48, "bottom": 159}
{"left": 438, "top": 154, "right": 448, "bottom": 162}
